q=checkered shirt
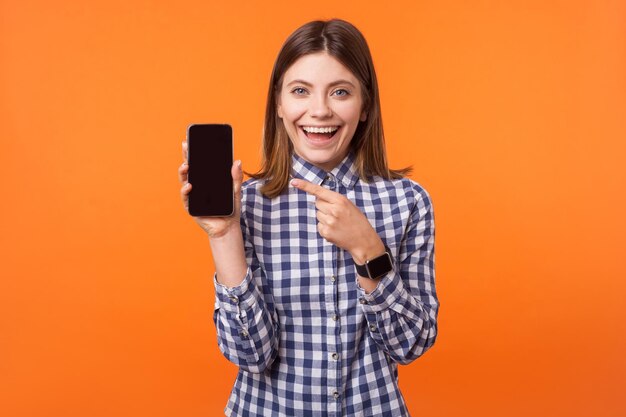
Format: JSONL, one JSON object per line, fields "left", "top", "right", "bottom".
{"left": 213, "top": 153, "right": 438, "bottom": 417}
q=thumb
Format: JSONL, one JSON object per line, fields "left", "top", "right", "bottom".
{"left": 232, "top": 160, "right": 243, "bottom": 196}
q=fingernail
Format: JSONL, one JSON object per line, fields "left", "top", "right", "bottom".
{"left": 290, "top": 179, "right": 299, "bottom": 187}
{"left": 236, "top": 160, "right": 242, "bottom": 168}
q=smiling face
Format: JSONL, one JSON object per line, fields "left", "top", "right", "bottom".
{"left": 277, "top": 52, "right": 367, "bottom": 172}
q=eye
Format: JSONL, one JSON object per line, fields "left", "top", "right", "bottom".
{"left": 291, "top": 87, "right": 308, "bottom": 95}
{"left": 332, "top": 89, "right": 350, "bottom": 97}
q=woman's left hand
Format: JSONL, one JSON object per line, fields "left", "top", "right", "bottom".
{"left": 290, "top": 178, "right": 385, "bottom": 265}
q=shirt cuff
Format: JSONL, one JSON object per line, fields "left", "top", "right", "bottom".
{"left": 356, "top": 271, "right": 408, "bottom": 313}
{"left": 213, "top": 268, "right": 259, "bottom": 314}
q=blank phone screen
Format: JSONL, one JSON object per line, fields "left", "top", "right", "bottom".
{"left": 187, "top": 124, "right": 233, "bottom": 217}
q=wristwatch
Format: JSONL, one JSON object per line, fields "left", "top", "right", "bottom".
{"left": 355, "top": 246, "right": 394, "bottom": 280}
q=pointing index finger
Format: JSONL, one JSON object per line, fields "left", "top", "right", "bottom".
{"left": 291, "top": 178, "right": 337, "bottom": 201}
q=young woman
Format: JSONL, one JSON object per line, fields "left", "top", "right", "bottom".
{"left": 179, "top": 19, "right": 438, "bottom": 417}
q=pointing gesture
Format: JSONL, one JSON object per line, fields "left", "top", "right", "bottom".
{"left": 290, "top": 178, "right": 385, "bottom": 265}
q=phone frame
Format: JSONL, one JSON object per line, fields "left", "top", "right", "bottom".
{"left": 186, "top": 123, "right": 234, "bottom": 217}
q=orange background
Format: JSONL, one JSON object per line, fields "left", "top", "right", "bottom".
{"left": 1, "top": 0, "right": 625, "bottom": 416}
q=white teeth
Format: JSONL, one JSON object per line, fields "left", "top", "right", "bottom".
{"left": 302, "top": 126, "right": 339, "bottom": 134}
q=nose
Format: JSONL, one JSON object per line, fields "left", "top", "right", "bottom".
{"left": 309, "top": 94, "right": 333, "bottom": 118}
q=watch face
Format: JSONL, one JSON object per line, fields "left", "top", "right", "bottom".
{"left": 365, "top": 252, "right": 393, "bottom": 279}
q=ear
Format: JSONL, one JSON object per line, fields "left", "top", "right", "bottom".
{"left": 360, "top": 110, "right": 367, "bottom": 122}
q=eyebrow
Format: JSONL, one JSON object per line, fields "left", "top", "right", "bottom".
{"left": 285, "top": 79, "right": 357, "bottom": 88}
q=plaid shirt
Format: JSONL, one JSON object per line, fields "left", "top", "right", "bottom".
{"left": 213, "top": 153, "right": 438, "bottom": 417}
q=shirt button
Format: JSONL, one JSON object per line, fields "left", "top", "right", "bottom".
{"left": 333, "top": 390, "right": 340, "bottom": 400}
{"left": 359, "top": 298, "right": 368, "bottom": 305}
{"left": 240, "top": 330, "right": 249, "bottom": 338}
{"left": 331, "top": 352, "right": 339, "bottom": 360}
{"left": 331, "top": 314, "right": 339, "bottom": 321}
{"left": 229, "top": 296, "right": 238, "bottom": 302}
{"left": 330, "top": 275, "right": 336, "bottom": 282}
{"left": 369, "top": 324, "right": 377, "bottom": 332}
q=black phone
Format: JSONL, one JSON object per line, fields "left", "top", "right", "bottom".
{"left": 186, "top": 124, "right": 234, "bottom": 217}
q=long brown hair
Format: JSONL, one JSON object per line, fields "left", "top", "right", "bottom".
{"left": 250, "top": 19, "right": 410, "bottom": 198}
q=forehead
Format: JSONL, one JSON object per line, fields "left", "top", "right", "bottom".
{"left": 282, "top": 52, "right": 359, "bottom": 86}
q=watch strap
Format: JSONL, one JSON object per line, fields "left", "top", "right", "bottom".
{"left": 355, "top": 246, "right": 393, "bottom": 279}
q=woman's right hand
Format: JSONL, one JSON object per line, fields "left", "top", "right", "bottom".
{"left": 178, "top": 141, "right": 243, "bottom": 238}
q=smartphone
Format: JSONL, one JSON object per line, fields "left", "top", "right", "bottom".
{"left": 186, "top": 123, "right": 234, "bottom": 217}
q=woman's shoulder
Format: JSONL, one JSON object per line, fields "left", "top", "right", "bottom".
{"left": 242, "top": 176, "right": 264, "bottom": 189}
{"left": 241, "top": 177, "right": 265, "bottom": 197}
{"left": 368, "top": 175, "right": 432, "bottom": 204}
{"left": 241, "top": 177, "right": 279, "bottom": 205}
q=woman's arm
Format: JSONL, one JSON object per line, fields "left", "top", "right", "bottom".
{"left": 212, "top": 208, "right": 280, "bottom": 373}
{"left": 179, "top": 141, "right": 247, "bottom": 285}
{"left": 357, "top": 186, "right": 438, "bottom": 364}
{"left": 290, "top": 178, "right": 438, "bottom": 364}
{"left": 179, "top": 144, "right": 279, "bottom": 372}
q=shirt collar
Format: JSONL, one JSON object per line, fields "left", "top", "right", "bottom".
{"left": 291, "top": 152, "right": 360, "bottom": 189}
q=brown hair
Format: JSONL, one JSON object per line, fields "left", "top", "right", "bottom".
{"left": 250, "top": 19, "right": 411, "bottom": 198}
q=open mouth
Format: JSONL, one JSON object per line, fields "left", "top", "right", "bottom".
{"left": 301, "top": 126, "right": 340, "bottom": 141}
